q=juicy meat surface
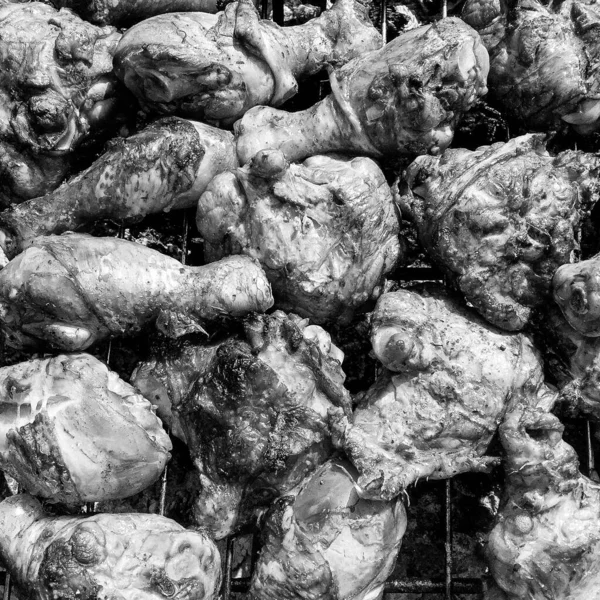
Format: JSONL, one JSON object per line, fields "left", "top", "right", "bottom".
{"left": 403, "top": 134, "right": 600, "bottom": 331}
{"left": 0, "top": 3, "right": 122, "bottom": 204}
{"left": 334, "top": 285, "right": 556, "bottom": 500}
{"left": 0, "top": 118, "right": 238, "bottom": 260}
{"left": 462, "top": 0, "right": 600, "bottom": 133}
{"left": 0, "top": 354, "right": 171, "bottom": 504}
{"left": 114, "top": 0, "right": 381, "bottom": 125}
{"left": 197, "top": 150, "right": 402, "bottom": 325}
{"left": 487, "top": 400, "right": 600, "bottom": 600}
{"left": 0, "top": 233, "right": 273, "bottom": 351}
{"left": 0, "top": 494, "right": 221, "bottom": 599}
{"left": 235, "top": 17, "right": 489, "bottom": 163}
{"left": 132, "top": 311, "right": 351, "bottom": 539}
{"left": 249, "top": 459, "right": 407, "bottom": 600}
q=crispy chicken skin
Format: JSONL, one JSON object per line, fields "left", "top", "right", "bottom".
{"left": 0, "top": 118, "right": 237, "bottom": 261}
{"left": 249, "top": 459, "right": 407, "bottom": 600}
{"left": 0, "top": 233, "right": 273, "bottom": 351}
{"left": 0, "top": 494, "right": 221, "bottom": 600}
{"left": 196, "top": 150, "right": 401, "bottom": 325}
{"left": 403, "top": 134, "right": 600, "bottom": 331}
{"left": 463, "top": 0, "right": 600, "bottom": 133}
{"left": 0, "top": 354, "right": 171, "bottom": 504}
{"left": 0, "top": 3, "right": 122, "bottom": 205}
{"left": 487, "top": 400, "right": 600, "bottom": 600}
{"left": 132, "top": 311, "right": 351, "bottom": 539}
{"left": 235, "top": 17, "right": 489, "bottom": 163}
{"left": 333, "top": 286, "right": 556, "bottom": 500}
{"left": 114, "top": 0, "right": 381, "bottom": 126}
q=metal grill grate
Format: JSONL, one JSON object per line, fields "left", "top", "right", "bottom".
{"left": 0, "top": 2, "right": 595, "bottom": 600}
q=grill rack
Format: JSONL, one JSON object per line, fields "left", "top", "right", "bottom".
{"left": 0, "top": 1, "right": 596, "bottom": 598}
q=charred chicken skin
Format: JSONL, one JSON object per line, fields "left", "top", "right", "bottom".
{"left": 0, "top": 118, "right": 237, "bottom": 261}
{"left": 334, "top": 286, "right": 556, "bottom": 500}
{"left": 402, "top": 134, "right": 600, "bottom": 331}
{"left": 0, "top": 494, "right": 221, "bottom": 600}
{"left": 0, "top": 353, "right": 171, "bottom": 504}
{"left": 132, "top": 311, "right": 351, "bottom": 539}
{"left": 249, "top": 459, "right": 407, "bottom": 600}
{"left": 463, "top": 0, "right": 600, "bottom": 133}
{"left": 235, "top": 17, "right": 489, "bottom": 163}
{"left": 196, "top": 150, "right": 401, "bottom": 325}
{"left": 114, "top": 0, "right": 381, "bottom": 126}
{"left": 0, "top": 233, "right": 273, "bottom": 351}
{"left": 0, "top": 2, "right": 122, "bottom": 205}
{"left": 487, "top": 400, "right": 600, "bottom": 600}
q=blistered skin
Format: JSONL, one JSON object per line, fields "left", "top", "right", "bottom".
{"left": 487, "top": 401, "right": 600, "bottom": 600}
{"left": 0, "top": 494, "right": 221, "bottom": 600}
{"left": 249, "top": 459, "right": 407, "bottom": 600}
{"left": 333, "top": 286, "right": 557, "bottom": 500}
{"left": 463, "top": 0, "right": 600, "bottom": 133}
{"left": 114, "top": 0, "right": 381, "bottom": 126}
{"left": 197, "top": 150, "right": 401, "bottom": 324}
{"left": 0, "top": 354, "right": 171, "bottom": 504}
{"left": 554, "top": 254, "right": 600, "bottom": 336}
{"left": 0, "top": 3, "right": 122, "bottom": 205}
{"left": 235, "top": 18, "right": 488, "bottom": 164}
{"left": 0, "top": 118, "right": 238, "bottom": 260}
{"left": 0, "top": 233, "right": 273, "bottom": 351}
{"left": 132, "top": 311, "right": 351, "bottom": 539}
{"left": 403, "top": 134, "right": 599, "bottom": 331}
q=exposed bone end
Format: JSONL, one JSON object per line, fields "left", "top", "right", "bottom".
{"left": 562, "top": 98, "right": 600, "bottom": 135}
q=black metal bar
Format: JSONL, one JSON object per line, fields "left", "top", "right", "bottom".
{"left": 2, "top": 573, "right": 11, "bottom": 600}
{"left": 222, "top": 538, "right": 235, "bottom": 600}
{"left": 586, "top": 420, "right": 595, "bottom": 478}
{"left": 381, "top": 0, "right": 387, "bottom": 43}
{"left": 273, "top": 0, "right": 284, "bottom": 25}
{"left": 261, "top": 0, "right": 269, "bottom": 19}
{"left": 445, "top": 480, "right": 453, "bottom": 600}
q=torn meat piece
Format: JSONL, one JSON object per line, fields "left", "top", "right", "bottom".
{"left": 196, "top": 150, "right": 401, "bottom": 325}
{"left": 114, "top": 0, "right": 381, "bottom": 125}
{"left": 0, "top": 353, "right": 171, "bottom": 504}
{"left": 0, "top": 118, "right": 237, "bottom": 261}
{"left": 0, "top": 233, "right": 273, "bottom": 351}
{"left": 235, "top": 17, "right": 489, "bottom": 163}
{"left": 132, "top": 311, "right": 351, "bottom": 539}
{"left": 334, "top": 285, "right": 556, "bottom": 500}
{"left": 0, "top": 494, "right": 221, "bottom": 600}
{"left": 249, "top": 459, "right": 407, "bottom": 600}
{"left": 402, "top": 134, "right": 600, "bottom": 331}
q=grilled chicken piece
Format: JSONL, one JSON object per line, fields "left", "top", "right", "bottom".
{"left": 235, "top": 17, "right": 489, "bottom": 164}
{"left": 0, "top": 118, "right": 237, "bottom": 261}
{"left": 554, "top": 253, "right": 600, "bottom": 336}
{"left": 0, "top": 494, "right": 221, "bottom": 600}
{"left": 0, "top": 3, "right": 122, "bottom": 205}
{"left": 249, "top": 459, "right": 407, "bottom": 600}
{"left": 0, "top": 233, "right": 273, "bottom": 351}
{"left": 0, "top": 354, "right": 171, "bottom": 504}
{"left": 333, "top": 286, "right": 556, "bottom": 500}
{"left": 486, "top": 400, "right": 600, "bottom": 600}
{"left": 402, "top": 134, "right": 600, "bottom": 331}
{"left": 113, "top": 0, "right": 381, "bottom": 126}
{"left": 132, "top": 311, "right": 351, "bottom": 539}
{"left": 196, "top": 150, "right": 401, "bottom": 325}
{"left": 462, "top": 0, "right": 600, "bottom": 133}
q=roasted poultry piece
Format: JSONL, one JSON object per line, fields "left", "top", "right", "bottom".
{"left": 0, "top": 2, "right": 122, "bottom": 205}
{"left": 0, "top": 233, "right": 273, "bottom": 351}
{"left": 462, "top": 0, "right": 600, "bottom": 133}
{"left": 0, "top": 494, "right": 221, "bottom": 599}
{"left": 235, "top": 17, "right": 489, "bottom": 163}
{"left": 132, "top": 311, "right": 351, "bottom": 539}
{"left": 0, "top": 118, "right": 237, "bottom": 261}
{"left": 333, "top": 286, "right": 556, "bottom": 500}
{"left": 249, "top": 458, "right": 407, "bottom": 600}
{"left": 402, "top": 134, "right": 600, "bottom": 331}
{"left": 486, "top": 400, "right": 600, "bottom": 599}
{"left": 0, "top": 354, "right": 171, "bottom": 504}
{"left": 196, "top": 150, "right": 402, "bottom": 325}
{"left": 114, "top": 0, "right": 381, "bottom": 125}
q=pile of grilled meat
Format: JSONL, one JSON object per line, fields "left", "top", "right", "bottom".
{"left": 1, "top": 0, "right": 600, "bottom": 598}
